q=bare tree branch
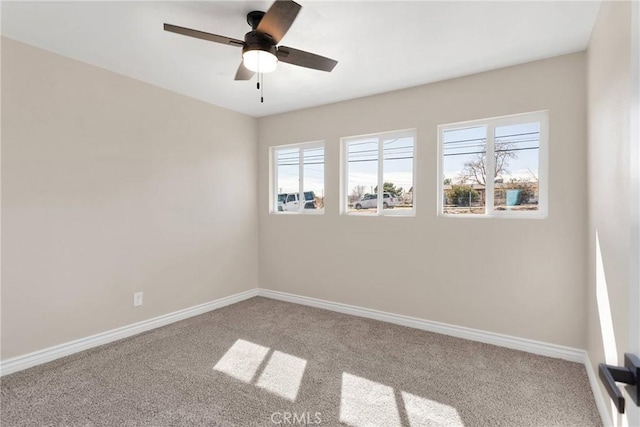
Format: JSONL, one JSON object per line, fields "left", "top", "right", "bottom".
{"left": 460, "top": 142, "right": 517, "bottom": 186}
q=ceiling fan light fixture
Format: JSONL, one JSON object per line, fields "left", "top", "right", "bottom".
{"left": 164, "top": 0, "right": 338, "bottom": 84}
{"left": 242, "top": 49, "right": 278, "bottom": 73}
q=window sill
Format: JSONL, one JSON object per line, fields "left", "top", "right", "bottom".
{"left": 438, "top": 212, "right": 547, "bottom": 219}
{"left": 271, "top": 210, "right": 325, "bottom": 216}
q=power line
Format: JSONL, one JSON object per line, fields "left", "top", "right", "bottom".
{"left": 443, "top": 146, "right": 539, "bottom": 157}
{"left": 443, "top": 131, "right": 538, "bottom": 145}
{"left": 278, "top": 153, "right": 325, "bottom": 160}
{"left": 444, "top": 141, "right": 539, "bottom": 156}
{"left": 442, "top": 137, "right": 486, "bottom": 145}
{"left": 348, "top": 156, "right": 414, "bottom": 164}
{"left": 278, "top": 161, "right": 326, "bottom": 166}
{"left": 349, "top": 145, "right": 414, "bottom": 156}
{"left": 346, "top": 138, "right": 406, "bottom": 148}
{"left": 496, "top": 147, "right": 539, "bottom": 153}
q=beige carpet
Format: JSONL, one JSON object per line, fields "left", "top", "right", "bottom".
{"left": 1, "top": 297, "right": 601, "bottom": 426}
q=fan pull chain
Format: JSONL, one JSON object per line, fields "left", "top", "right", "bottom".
{"left": 254, "top": 73, "right": 265, "bottom": 104}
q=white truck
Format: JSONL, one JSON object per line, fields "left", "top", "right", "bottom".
{"left": 277, "top": 191, "right": 317, "bottom": 212}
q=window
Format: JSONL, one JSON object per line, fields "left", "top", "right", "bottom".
{"left": 342, "top": 130, "right": 416, "bottom": 216}
{"left": 438, "top": 111, "right": 548, "bottom": 218}
{"left": 272, "top": 142, "right": 324, "bottom": 214}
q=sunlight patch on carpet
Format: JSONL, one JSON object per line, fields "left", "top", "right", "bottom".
{"left": 256, "top": 350, "right": 307, "bottom": 401}
{"left": 213, "top": 339, "right": 269, "bottom": 382}
{"left": 213, "top": 339, "right": 308, "bottom": 402}
{"left": 340, "top": 372, "right": 464, "bottom": 427}
{"left": 401, "top": 390, "right": 464, "bottom": 426}
{"left": 340, "top": 372, "right": 401, "bottom": 427}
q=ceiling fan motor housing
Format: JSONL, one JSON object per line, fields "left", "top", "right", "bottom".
{"left": 242, "top": 31, "right": 277, "bottom": 57}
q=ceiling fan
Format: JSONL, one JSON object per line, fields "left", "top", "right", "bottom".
{"left": 163, "top": 0, "right": 338, "bottom": 81}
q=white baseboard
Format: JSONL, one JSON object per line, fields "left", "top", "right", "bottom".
{"left": 584, "top": 354, "right": 613, "bottom": 426}
{"left": 258, "top": 288, "right": 585, "bottom": 362}
{"left": 0, "top": 288, "right": 259, "bottom": 376}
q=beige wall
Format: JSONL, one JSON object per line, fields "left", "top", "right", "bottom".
{"left": 258, "top": 53, "right": 588, "bottom": 348}
{"left": 586, "top": 1, "right": 633, "bottom": 424}
{"left": 1, "top": 38, "right": 259, "bottom": 359}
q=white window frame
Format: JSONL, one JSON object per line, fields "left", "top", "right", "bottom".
{"left": 341, "top": 129, "right": 417, "bottom": 217}
{"left": 270, "top": 141, "right": 325, "bottom": 215}
{"left": 437, "top": 110, "right": 548, "bottom": 219}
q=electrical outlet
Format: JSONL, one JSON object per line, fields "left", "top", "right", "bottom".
{"left": 133, "top": 292, "right": 143, "bottom": 307}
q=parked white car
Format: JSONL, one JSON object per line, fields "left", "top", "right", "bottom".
{"left": 278, "top": 192, "right": 316, "bottom": 211}
{"left": 353, "top": 193, "right": 397, "bottom": 210}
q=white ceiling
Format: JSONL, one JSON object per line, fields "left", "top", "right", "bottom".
{"left": 2, "top": 1, "right": 600, "bottom": 117}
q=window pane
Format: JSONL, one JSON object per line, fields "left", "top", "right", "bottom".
{"left": 303, "top": 147, "right": 324, "bottom": 211}
{"left": 493, "top": 123, "right": 540, "bottom": 212}
{"left": 347, "top": 139, "right": 378, "bottom": 214}
{"left": 276, "top": 148, "right": 299, "bottom": 212}
{"left": 442, "top": 126, "right": 487, "bottom": 214}
{"left": 382, "top": 136, "right": 414, "bottom": 213}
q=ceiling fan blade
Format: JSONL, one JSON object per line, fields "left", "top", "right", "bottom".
{"left": 256, "top": 0, "right": 301, "bottom": 44}
{"left": 234, "top": 62, "right": 255, "bottom": 81}
{"left": 277, "top": 46, "right": 338, "bottom": 72}
{"left": 164, "top": 24, "right": 244, "bottom": 47}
